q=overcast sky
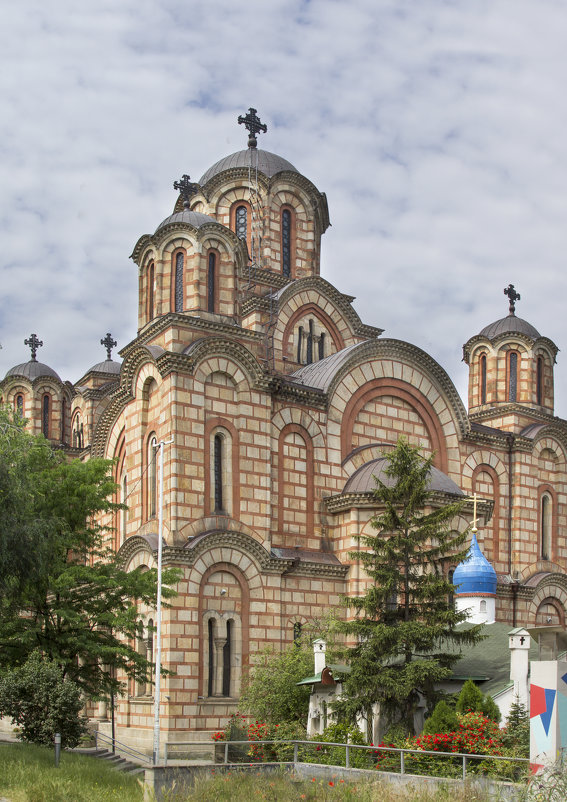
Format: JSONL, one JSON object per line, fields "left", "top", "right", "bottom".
{"left": 1, "top": 0, "right": 566, "bottom": 417}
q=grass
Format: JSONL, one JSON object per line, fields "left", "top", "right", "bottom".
{"left": 162, "top": 770, "right": 495, "bottom": 802}
{"left": 0, "top": 744, "right": 502, "bottom": 802}
{"left": 0, "top": 743, "right": 144, "bottom": 802}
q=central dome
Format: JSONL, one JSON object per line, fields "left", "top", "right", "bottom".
{"left": 199, "top": 149, "right": 298, "bottom": 185}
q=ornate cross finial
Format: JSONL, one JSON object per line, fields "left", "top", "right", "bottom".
{"left": 101, "top": 332, "right": 117, "bottom": 361}
{"left": 504, "top": 284, "right": 521, "bottom": 315}
{"left": 24, "top": 333, "right": 43, "bottom": 362}
{"left": 173, "top": 174, "right": 200, "bottom": 210}
{"left": 238, "top": 107, "right": 267, "bottom": 149}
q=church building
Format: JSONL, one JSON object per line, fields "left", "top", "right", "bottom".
{"left": 2, "top": 109, "right": 567, "bottom": 750}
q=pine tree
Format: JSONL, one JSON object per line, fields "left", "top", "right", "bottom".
{"left": 333, "top": 438, "right": 482, "bottom": 735}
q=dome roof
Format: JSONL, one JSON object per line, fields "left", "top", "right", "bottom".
{"left": 479, "top": 314, "right": 540, "bottom": 341}
{"left": 155, "top": 209, "right": 216, "bottom": 233}
{"left": 5, "top": 360, "right": 61, "bottom": 382}
{"left": 343, "top": 457, "right": 465, "bottom": 496}
{"left": 453, "top": 533, "right": 497, "bottom": 596}
{"left": 86, "top": 359, "right": 121, "bottom": 375}
{"left": 199, "top": 148, "right": 298, "bottom": 185}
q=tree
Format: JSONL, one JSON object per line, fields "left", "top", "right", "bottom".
{"left": 0, "top": 651, "right": 87, "bottom": 747}
{"left": 422, "top": 699, "right": 459, "bottom": 735}
{"left": 456, "top": 678, "right": 501, "bottom": 723}
{"left": 0, "top": 405, "right": 178, "bottom": 698}
{"left": 333, "top": 438, "right": 482, "bottom": 735}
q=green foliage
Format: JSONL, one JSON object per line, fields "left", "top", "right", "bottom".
{"left": 240, "top": 620, "right": 339, "bottom": 726}
{"left": 422, "top": 700, "right": 459, "bottom": 735}
{"left": 455, "top": 680, "right": 500, "bottom": 723}
{"left": 0, "top": 405, "right": 179, "bottom": 698}
{"left": 334, "top": 439, "right": 482, "bottom": 735}
{"left": 502, "top": 698, "right": 529, "bottom": 757}
{"left": 310, "top": 722, "right": 372, "bottom": 769}
{"left": 0, "top": 651, "right": 87, "bottom": 747}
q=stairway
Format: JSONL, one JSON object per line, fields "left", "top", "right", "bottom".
{"left": 75, "top": 747, "right": 146, "bottom": 776}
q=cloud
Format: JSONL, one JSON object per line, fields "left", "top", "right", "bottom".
{"left": 0, "top": 0, "right": 566, "bottom": 415}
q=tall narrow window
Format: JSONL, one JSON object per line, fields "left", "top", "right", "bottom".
{"left": 537, "top": 356, "right": 544, "bottom": 405}
{"left": 448, "top": 568, "right": 455, "bottom": 608}
{"left": 480, "top": 354, "right": 487, "bottom": 404}
{"left": 293, "top": 622, "right": 302, "bottom": 647}
{"left": 174, "top": 252, "right": 184, "bottom": 312}
{"left": 508, "top": 352, "right": 518, "bottom": 402}
{"left": 281, "top": 209, "right": 291, "bottom": 277}
{"left": 222, "top": 620, "right": 232, "bottom": 697}
{"left": 149, "top": 436, "right": 158, "bottom": 518}
{"left": 297, "top": 326, "right": 303, "bottom": 363}
{"left": 148, "top": 263, "right": 155, "bottom": 320}
{"left": 214, "top": 434, "right": 223, "bottom": 512}
{"left": 306, "top": 320, "right": 314, "bottom": 365}
{"left": 318, "top": 333, "right": 325, "bottom": 361}
{"left": 14, "top": 394, "right": 23, "bottom": 418}
{"left": 207, "top": 252, "right": 216, "bottom": 313}
{"left": 235, "top": 206, "right": 247, "bottom": 240}
{"left": 42, "top": 395, "right": 50, "bottom": 438}
{"left": 208, "top": 619, "right": 215, "bottom": 697}
{"left": 541, "top": 493, "right": 551, "bottom": 560}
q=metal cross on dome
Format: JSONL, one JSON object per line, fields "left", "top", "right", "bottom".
{"left": 504, "top": 284, "right": 521, "bottom": 315}
{"left": 173, "top": 174, "right": 200, "bottom": 209}
{"left": 101, "top": 332, "right": 117, "bottom": 361}
{"left": 238, "top": 107, "right": 267, "bottom": 149}
{"left": 24, "top": 333, "right": 43, "bottom": 362}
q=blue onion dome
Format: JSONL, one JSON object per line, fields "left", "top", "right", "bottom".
{"left": 453, "top": 533, "right": 497, "bottom": 596}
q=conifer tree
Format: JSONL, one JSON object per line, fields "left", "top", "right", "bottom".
{"left": 334, "top": 438, "right": 482, "bottom": 735}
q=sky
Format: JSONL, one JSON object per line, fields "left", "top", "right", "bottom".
{"left": 1, "top": 0, "right": 567, "bottom": 415}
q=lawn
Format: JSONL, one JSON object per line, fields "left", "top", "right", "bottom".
{"left": 0, "top": 743, "right": 502, "bottom": 802}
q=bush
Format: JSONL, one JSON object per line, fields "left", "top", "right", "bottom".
{"left": 0, "top": 651, "right": 87, "bottom": 747}
{"left": 422, "top": 700, "right": 459, "bottom": 735}
{"left": 456, "top": 679, "right": 501, "bottom": 723}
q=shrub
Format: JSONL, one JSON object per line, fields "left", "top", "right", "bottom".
{"left": 456, "top": 679, "right": 501, "bottom": 723}
{"left": 0, "top": 651, "right": 87, "bottom": 747}
{"left": 422, "top": 700, "right": 459, "bottom": 735}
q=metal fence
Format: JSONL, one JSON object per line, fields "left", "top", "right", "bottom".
{"left": 163, "top": 738, "right": 529, "bottom": 782}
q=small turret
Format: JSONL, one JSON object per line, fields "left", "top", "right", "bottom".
{"left": 453, "top": 506, "right": 497, "bottom": 625}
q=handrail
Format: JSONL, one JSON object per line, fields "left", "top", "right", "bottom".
{"left": 162, "top": 737, "right": 529, "bottom": 781}
{"left": 94, "top": 730, "right": 153, "bottom": 765}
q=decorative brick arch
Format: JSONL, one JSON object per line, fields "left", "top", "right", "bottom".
{"left": 271, "top": 407, "right": 326, "bottom": 462}
{"left": 339, "top": 378, "right": 448, "bottom": 472}
{"left": 281, "top": 303, "right": 345, "bottom": 359}
{"left": 528, "top": 579, "right": 567, "bottom": 627}
{"left": 198, "top": 562, "right": 250, "bottom": 698}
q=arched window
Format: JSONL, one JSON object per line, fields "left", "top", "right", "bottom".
{"left": 148, "top": 262, "right": 155, "bottom": 320}
{"left": 281, "top": 208, "right": 292, "bottom": 277}
{"left": 537, "top": 356, "right": 544, "bottom": 405}
{"left": 235, "top": 205, "right": 247, "bottom": 241}
{"left": 174, "top": 252, "right": 184, "bottom": 312}
{"left": 541, "top": 492, "right": 552, "bottom": 560}
{"left": 213, "top": 433, "right": 223, "bottom": 512}
{"left": 148, "top": 435, "right": 158, "bottom": 518}
{"left": 72, "top": 413, "right": 84, "bottom": 448}
{"left": 479, "top": 354, "right": 487, "bottom": 405}
{"left": 293, "top": 622, "right": 302, "bottom": 646}
{"left": 207, "top": 252, "right": 216, "bottom": 313}
{"left": 480, "top": 600, "right": 487, "bottom": 613}
{"left": 297, "top": 326, "right": 303, "bottom": 363}
{"left": 42, "top": 395, "right": 50, "bottom": 438}
{"left": 508, "top": 352, "right": 518, "bottom": 402}
{"left": 14, "top": 394, "right": 24, "bottom": 418}
{"left": 318, "top": 333, "right": 325, "bottom": 361}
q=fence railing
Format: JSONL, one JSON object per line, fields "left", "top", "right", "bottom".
{"left": 162, "top": 738, "right": 529, "bottom": 782}
{"left": 94, "top": 730, "right": 153, "bottom": 765}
